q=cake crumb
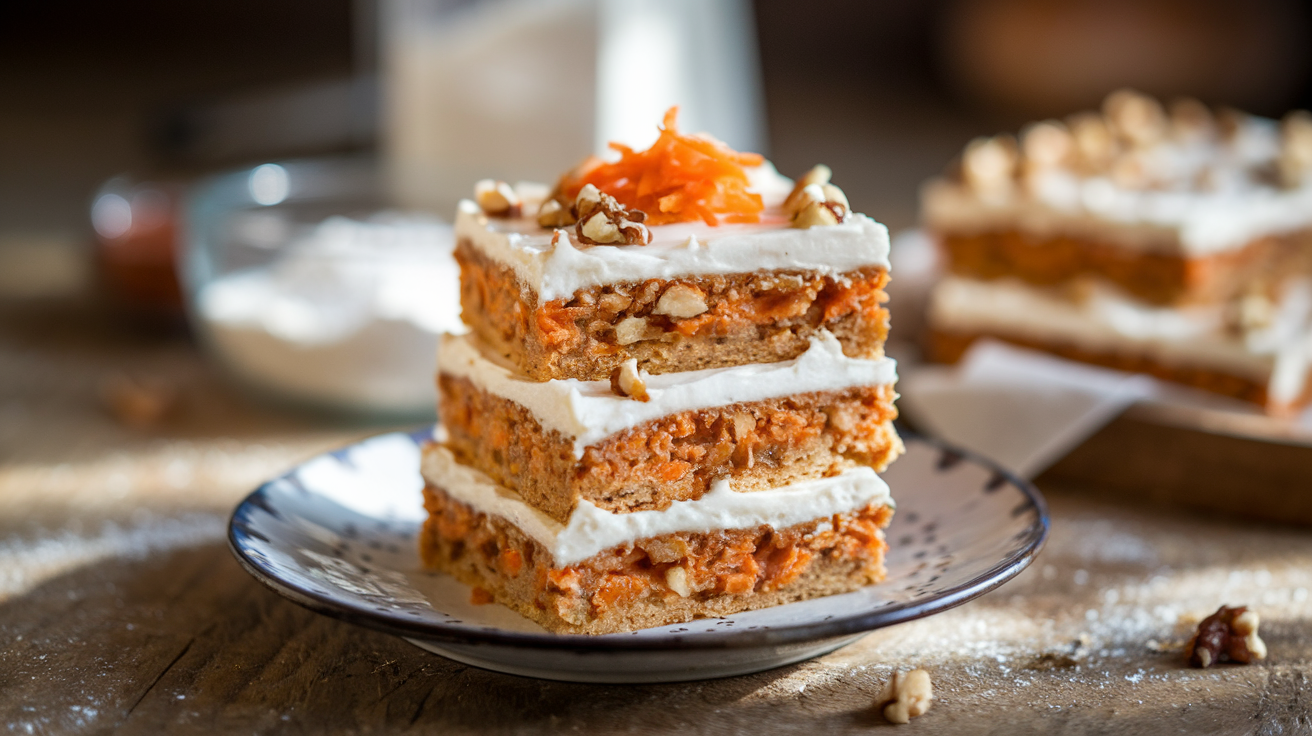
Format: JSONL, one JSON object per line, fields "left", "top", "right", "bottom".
{"left": 100, "top": 374, "right": 179, "bottom": 428}
{"left": 881, "top": 669, "right": 933, "bottom": 724}
{"left": 470, "top": 587, "right": 495, "bottom": 605}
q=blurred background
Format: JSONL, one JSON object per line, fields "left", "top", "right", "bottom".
{"left": 2, "top": 0, "right": 1311, "bottom": 420}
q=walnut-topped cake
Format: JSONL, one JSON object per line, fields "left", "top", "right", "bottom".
{"left": 420, "top": 108, "right": 902, "bottom": 634}
{"left": 923, "top": 90, "right": 1312, "bottom": 414}
{"left": 455, "top": 109, "right": 892, "bottom": 382}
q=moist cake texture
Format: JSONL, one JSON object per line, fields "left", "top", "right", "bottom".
{"left": 436, "top": 331, "right": 903, "bottom": 520}
{"left": 419, "top": 444, "right": 892, "bottom": 635}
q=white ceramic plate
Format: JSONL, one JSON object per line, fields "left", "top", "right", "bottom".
{"left": 229, "top": 428, "right": 1047, "bottom": 683}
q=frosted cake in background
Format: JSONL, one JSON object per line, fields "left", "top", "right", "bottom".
{"left": 923, "top": 90, "right": 1312, "bottom": 414}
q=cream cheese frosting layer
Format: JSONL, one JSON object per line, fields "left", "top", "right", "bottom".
{"left": 455, "top": 202, "right": 891, "bottom": 302}
{"left": 928, "top": 275, "right": 1312, "bottom": 403}
{"left": 420, "top": 443, "right": 894, "bottom": 566}
{"left": 439, "top": 330, "right": 899, "bottom": 456}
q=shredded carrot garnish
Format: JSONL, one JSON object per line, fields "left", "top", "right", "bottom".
{"left": 559, "top": 107, "right": 765, "bottom": 226}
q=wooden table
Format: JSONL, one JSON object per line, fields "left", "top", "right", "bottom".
{"left": 4, "top": 297, "right": 1312, "bottom": 735}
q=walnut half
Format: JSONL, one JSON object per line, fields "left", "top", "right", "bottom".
{"left": 574, "top": 184, "right": 652, "bottom": 245}
{"left": 1185, "top": 605, "right": 1267, "bottom": 668}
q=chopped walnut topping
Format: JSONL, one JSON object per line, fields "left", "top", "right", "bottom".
{"left": 1021, "top": 120, "right": 1073, "bottom": 170}
{"left": 782, "top": 165, "right": 850, "bottom": 227}
{"left": 881, "top": 669, "right": 933, "bottom": 724}
{"left": 537, "top": 198, "right": 577, "bottom": 227}
{"left": 1170, "top": 97, "right": 1215, "bottom": 138}
{"left": 783, "top": 164, "right": 832, "bottom": 212}
{"left": 1104, "top": 89, "right": 1168, "bottom": 148}
{"left": 474, "top": 179, "right": 521, "bottom": 217}
{"left": 1279, "top": 110, "right": 1312, "bottom": 188}
{"left": 652, "top": 283, "right": 709, "bottom": 319}
{"left": 1185, "top": 605, "right": 1267, "bottom": 668}
{"left": 609, "top": 358, "right": 650, "bottom": 401}
{"left": 1067, "top": 112, "right": 1117, "bottom": 172}
{"left": 961, "top": 135, "right": 1018, "bottom": 196}
{"left": 573, "top": 184, "right": 652, "bottom": 245}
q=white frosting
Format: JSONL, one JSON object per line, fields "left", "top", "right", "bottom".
{"left": 439, "top": 331, "right": 899, "bottom": 456}
{"left": 420, "top": 444, "right": 893, "bottom": 565}
{"left": 929, "top": 275, "right": 1312, "bottom": 404}
{"left": 455, "top": 165, "right": 890, "bottom": 301}
{"left": 922, "top": 117, "right": 1312, "bottom": 256}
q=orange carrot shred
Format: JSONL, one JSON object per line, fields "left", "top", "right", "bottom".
{"left": 558, "top": 107, "right": 765, "bottom": 226}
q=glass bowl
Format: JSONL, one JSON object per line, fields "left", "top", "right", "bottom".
{"left": 182, "top": 158, "right": 461, "bottom": 419}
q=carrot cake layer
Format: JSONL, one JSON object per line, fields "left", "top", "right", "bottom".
{"left": 922, "top": 91, "right": 1312, "bottom": 305}
{"left": 455, "top": 170, "right": 890, "bottom": 381}
{"left": 936, "top": 230, "right": 1300, "bottom": 307}
{"left": 418, "top": 443, "right": 893, "bottom": 635}
{"left": 437, "top": 331, "right": 901, "bottom": 520}
{"left": 926, "top": 275, "right": 1312, "bottom": 414}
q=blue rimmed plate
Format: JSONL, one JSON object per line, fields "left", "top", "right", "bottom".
{"left": 228, "top": 428, "right": 1047, "bottom": 683}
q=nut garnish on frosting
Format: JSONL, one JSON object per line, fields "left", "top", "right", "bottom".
{"left": 950, "top": 89, "right": 1312, "bottom": 196}
{"left": 573, "top": 184, "right": 652, "bottom": 245}
{"left": 474, "top": 179, "right": 522, "bottom": 218}
{"left": 783, "top": 164, "right": 851, "bottom": 228}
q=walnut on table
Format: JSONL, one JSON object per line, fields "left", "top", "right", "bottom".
{"left": 1185, "top": 605, "right": 1268, "bottom": 668}
{"left": 880, "top": 669, "right": 933, "bottom": 724}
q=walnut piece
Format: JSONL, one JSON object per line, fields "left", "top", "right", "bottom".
{"left": 100, "top": 374, "right": 179, "bottom": 428}
{"left": 537, "top": 198, "right": 577, "bottom": 227}
{"left": 609, "top": 358, "right": 650, "bottom": 401}
{"left": 881, "top": 669, "right": 933, "bottom": 724}
{"left": 1185, "top": 605, "right": 1267, "bottom": 668}
{"left": 1021, "top": 120, "right": 1072, "bottom": 170}
{"left": 474, "top": 179, "right": 521, "bottom": 217}
{"left": 962, "top": 136, "right": 1018, "bottom": 196}
{"left": 1279, "top": 110, "right": 1312, "bottom": 188}
{"left": 1068, "top": 112, "right": 1116, "bottom": 172}
{"left": 783, "top": 164, "right": 832, "bottom": 212}
{"left": 783, "top": 166, "right": 850, "bottom": 228}
{"left": 652, "top": 283, "right": 709, "bottom": 319}
{"left": 1104, "top": 89, "right": 1168, "bottom": 148}
{"left": 665, "top": 567, "right": 692, "bottom": 597}
{"left": 613, "top": 316, "right": 650, "bottom": 345}
{"left": 572, "top": 184, "right": 651, "bottom": 245}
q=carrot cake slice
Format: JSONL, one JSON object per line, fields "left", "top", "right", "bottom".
{"left": 457, "top": 108, "right": 891, "bottom": 382}
{"left": 437, "top": 330, "right": 902, "bottom": 523}
{"left": 418, "top": 443, "right": 893, "bottom": 635}
{"left": 923, "top": 90, "right": 1312, "bottom": 307}
{"left": 923, "top": 90, "right": 1312, "bottom": 413}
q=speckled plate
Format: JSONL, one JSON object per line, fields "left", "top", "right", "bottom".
{"left": 228, "top": 428, "right": 1047, "bottom": 683}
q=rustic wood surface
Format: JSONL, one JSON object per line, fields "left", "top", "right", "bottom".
{"left": 4, "top": 298, "right": 1312, "bottom": 735}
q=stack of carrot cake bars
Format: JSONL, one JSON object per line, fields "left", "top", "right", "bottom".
{"left": 419, "top": 109, "right": 904, "bottom": 634}
{"left": 923, "top": 90, "right": 1312, "bottom": 414}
